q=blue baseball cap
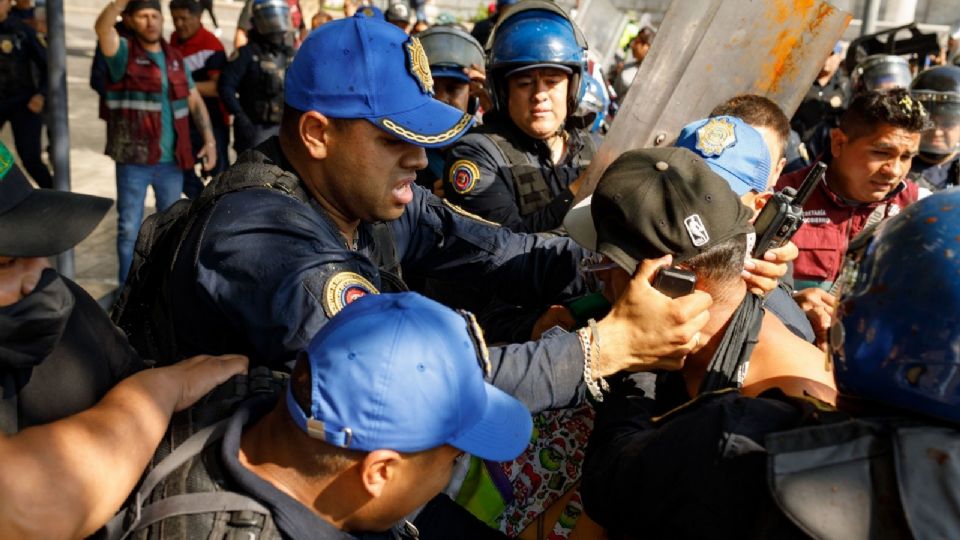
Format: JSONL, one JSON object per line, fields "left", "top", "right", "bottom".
{"left": 284, "top": 10, "right": 475, "bottom": 148}
{"left": 286, "top": 292, "right": 533, "bottom": 461}
{"left": 674, "top": 116, "right": 772, "bottom": 196}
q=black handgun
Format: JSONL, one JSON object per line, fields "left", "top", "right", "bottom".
{"left": 751, "top": 161, "right": 827, "bottom": 258}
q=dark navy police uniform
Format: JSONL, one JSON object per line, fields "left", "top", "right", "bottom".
{"left": 218, "top": 30, "right": 294, "bottom": 153}
{"left": 0, "top": 15, "right": 51, "bottom": 189}
{"left": 168, "top": 139, "right": 590, "bottom": 413}
{"left": 908, "top": 154, "right": 960, "bottom": 192}
{"left": 443, "top": 111, "right": 594, "bottom": 233}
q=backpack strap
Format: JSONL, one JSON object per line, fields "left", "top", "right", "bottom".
{"left": 104, "top": 419, "right": 240, "bottom": 540}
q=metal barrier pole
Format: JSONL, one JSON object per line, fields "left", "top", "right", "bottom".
{"left": 46, "top": 0, "right": 74, "bottom": 278}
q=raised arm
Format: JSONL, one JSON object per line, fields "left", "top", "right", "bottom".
{"left": 94, "top": 0, "right": 128, "bottom": 58}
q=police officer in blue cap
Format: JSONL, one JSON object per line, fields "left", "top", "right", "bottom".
{"left": 107, "top": 292, "right": 532, "bottom": 539}
{"left": 581, "top": 189, "right": 960, "bottom": 537}
{"left": 443, "top": 0, "right": 595, "bottom": 233}
{"left": 132, "top": 10, "right": 712, "bottom": 417}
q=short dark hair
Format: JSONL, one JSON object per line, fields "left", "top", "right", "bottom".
{"left": 839, "top": 88, "right": 932, "bottom": 141}
{"left": 168, "top": 0, "right": 203, "bottom": 14}
{"left": 709, "top": 94, "right": 790, "bottom": 151}
{"left": 684, "top": 233, "right": 747, "bottom": 286}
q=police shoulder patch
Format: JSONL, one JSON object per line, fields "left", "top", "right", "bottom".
{"left": 321, "top": 272, "right": 379, "bottom": 318}
{"left": 449, "top": 159, "right": 480, "bottom": 195}
{"left": 695, "top": 117, "right": 737, "bottom": 157}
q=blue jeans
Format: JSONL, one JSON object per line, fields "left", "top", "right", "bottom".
{"left": 116, "top": 162, "right": 183, "bottom": 284}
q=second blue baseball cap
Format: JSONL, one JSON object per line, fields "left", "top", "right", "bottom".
{"left": 286, "top": 292, "right": 533, "bottom": 462}
{"left": 674, "top": 116, "right": 772, "bottom": 196}
{"left": 284, "top": 10, "right": 474, "bottom": 148}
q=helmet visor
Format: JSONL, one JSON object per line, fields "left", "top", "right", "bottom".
{"left": 253, "top": 1, "right": 290, "bottom": 34}
{"left": 916, "top": 97, "right": 960, "bottom": 154}
{"left": 861, "top": 63, "right": 913, "bottom": 92}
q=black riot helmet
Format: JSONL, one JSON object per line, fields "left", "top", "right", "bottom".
{"left": 385, "top": 2, "right": 411, "bottom": 24}
{"left": 251, "top": 0, "right": 290, "bottom": 35}
{"left": 419, "top": 26, "right": 485, "bottom": 114}
{"left": 911, "top": 65, "right": 960, "bottom": 156}
{"left": 418, "top": 26, "right": 485, "bottom": 82}
{"left": 851, "top": 54, "right": 912, "bottom": 94}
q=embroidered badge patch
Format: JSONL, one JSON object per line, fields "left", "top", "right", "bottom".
{"left": 449, "top": 159, "right": 480, "bottom": 195}
{"left": 321, "top": 272, "right": 379, "bottom": 318}
{"left": 695, "top": 117, "right": 737, "bottom": 157}
{"left": 406, "top": 37, "right": 434, "bottom": 95}
{"left": 0, "top": 40, "right": 12, "bottom": 54}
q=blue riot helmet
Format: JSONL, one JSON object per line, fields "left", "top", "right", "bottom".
{"left": 486, "top": 0, "right": 588, "bottom": 114}
{"left": 251, "top": 0, "right": 290, "bottom": 34}
{"left": 911, "top": 65, "right": 960, "bottom": 156}
{"left": 830, "top": 189, "right": 960, "bottom": 424}
{"left": 577, "top": 72, "right": 609, "bottom": 133}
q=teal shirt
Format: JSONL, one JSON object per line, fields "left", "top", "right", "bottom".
{"left": 104, "top": 38, "right": 195, "bottom": 163}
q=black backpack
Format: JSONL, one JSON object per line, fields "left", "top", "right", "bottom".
{"left": 111, "top": 145, "right": 310, "bottom": 364}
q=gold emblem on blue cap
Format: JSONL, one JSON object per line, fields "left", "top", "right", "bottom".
{"left": 321, "top": 272, "right": 379, "bottom": 318}
{"left": 379, "top": 113, "right": 472, "bottom": 146}
{"left": 405, "top": 37, "right": 434, "bottom": 95}
{"left": 695, "top": 117, "right": 737, "bottom": 157}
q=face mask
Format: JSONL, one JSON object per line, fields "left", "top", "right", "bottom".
{"left": 0, "top": 269, "right": 76, "bottom": 368}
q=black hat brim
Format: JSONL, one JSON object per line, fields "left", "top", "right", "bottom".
{"left": 0, "top": 190, "right": 113, "bottom": 258}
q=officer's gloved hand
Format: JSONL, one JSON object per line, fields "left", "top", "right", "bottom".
{"left": 593, "top": 255, "right": 712, "bottom": 377}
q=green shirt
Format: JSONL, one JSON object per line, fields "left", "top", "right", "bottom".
{"left": 104, "top": 38, "right": 195, "bottom": 163}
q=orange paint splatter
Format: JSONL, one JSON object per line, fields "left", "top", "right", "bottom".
{"left": 760, "top": 0, "right": 841, "bottom": 93}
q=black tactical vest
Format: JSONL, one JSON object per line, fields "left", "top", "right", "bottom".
{"left": 243, "top": 40, "right": 293, "bottom": 125}
{"left": 477, "top": 124, "right": 596, "bottom": 217}
{"left": 0, "top": 29, "right": 35, "bottom": 97}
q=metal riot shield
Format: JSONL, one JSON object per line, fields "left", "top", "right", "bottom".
{"left": 573, "top": 0, "right": 632, "bottom": 71}
{"left": 574, "top": 0, "right": 851, "bottom": 203}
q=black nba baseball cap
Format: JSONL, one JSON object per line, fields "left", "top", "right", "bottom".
{"left": 0, "top": 142, "right": 113, "bottom": 257}
{"left": 566, "top": 147, "right": 754, "bottom": 272}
